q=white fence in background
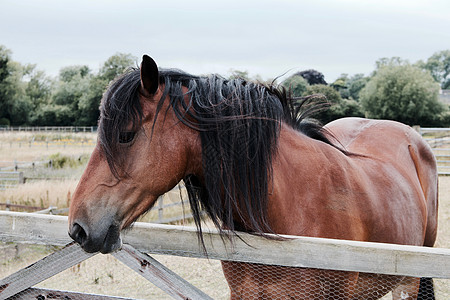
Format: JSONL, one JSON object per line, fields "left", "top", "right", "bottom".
{"left": 419, "top": 127, "right": 450, "bottom": 175}
{"left": 0, "top": 126, "right": 97, "bottom": 132}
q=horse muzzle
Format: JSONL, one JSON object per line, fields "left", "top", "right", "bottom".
{"left": 69, "top": 219, "right": 122, "bottom": 254}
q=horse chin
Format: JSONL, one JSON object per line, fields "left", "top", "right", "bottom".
{"left": 99, "top": 235, "right": 123, "bottom": 254}
{"left": 97, "top": 224, "right": 123, "bottom": 254}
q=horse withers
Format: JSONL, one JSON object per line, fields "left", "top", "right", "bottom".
{"left": 68, "top": 55, "right": 438, "bottom": 299}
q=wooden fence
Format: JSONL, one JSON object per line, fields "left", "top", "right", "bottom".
{"left": 0, "top": 190, "right": 191, "bottom": 224}
{"left": 0, "top": 126, "right": 97, "bottom": 132}
{"left": 0, "top": 211, "right": 449, "bottom": 299}
{"left": 419, "top": 127, "right": 450, "bottom": 175}
{"left": 0, "top": 159, "right": 49, "bottom": 171}
{"left": 0, "top": 171, "right": 24, "bottom": 190}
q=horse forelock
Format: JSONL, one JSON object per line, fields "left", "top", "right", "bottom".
{"left": 98, "top": 67, "right": 342, "bottom": 240}
{"left": 98, "top": 69, "right": 143, "bottom": 178}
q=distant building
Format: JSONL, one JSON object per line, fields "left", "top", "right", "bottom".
{"left": 439, "top": 89, "right": 450, "bottom": 105}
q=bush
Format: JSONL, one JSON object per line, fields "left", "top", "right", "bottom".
{"left": 48, "top": 153, "right": 89, "bottom": 169}
{"left": 0, "top": 117, "right": 10, "bottom": 126}
{"left": 360, "top": 63, "right": 444, "bottom": 126}
{"left": 302, "top": 84, "right": 363, "bottom": 124}
{"left": 281, "top": 75, "right": 309, "bottom": 97}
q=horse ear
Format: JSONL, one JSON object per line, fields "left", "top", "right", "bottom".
{"left": 140, "top": 55, "right": 159, "bottom": 95}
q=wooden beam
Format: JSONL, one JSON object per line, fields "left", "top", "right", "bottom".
{"left": 1, "top": 211, "right": 449, "bottom": 278}
{"left": 113, "top": 244, "right": 213, "bottom": 300}
{"left": 0, "top": 242, "right": 212, "bottom": 300}
{"left": 0, "top": 243, "right": 94, "bottom": 299}
{"left": 8, "top": 287, "right": 137, "bottom": 300}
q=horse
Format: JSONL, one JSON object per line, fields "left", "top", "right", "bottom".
{"left": 68, "top": 55, "right": 438, "bottom": 299}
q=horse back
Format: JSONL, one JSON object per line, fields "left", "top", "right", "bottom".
{"left": 325, "top": 117, "right": 438, "bottom": 247}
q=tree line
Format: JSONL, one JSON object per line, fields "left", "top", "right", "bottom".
{"left": 278, "top": 52, "right": 450, "bottom": 127}
{"left": 1, "top": 44, "right": 449, "bottom": 127}
{"left": 0, "top": 45, "right": 136, "bottom": 127}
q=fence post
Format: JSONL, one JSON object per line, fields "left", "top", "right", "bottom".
{"left": 18, "top": 172, "right": 25, "bottom": 184}
{"left": 158, "top": 197, "right": 164, "bottom": 223}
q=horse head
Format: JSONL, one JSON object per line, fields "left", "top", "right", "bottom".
{"left": 68, "top": 55, "right": 201, "bottom": 253}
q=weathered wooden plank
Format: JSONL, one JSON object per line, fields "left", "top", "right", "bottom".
{"left": 1, "top": 242, "right": 211, "bottom": 300}
{"left": 0, "top": 242, "right": 94, "bottom": 299}
{"left": 1, "top": 211, "right": 449, "bottom": 278}
{"left": 0, "top": 211, "right": 70, "bottom": 245}
{"left": 122, "top": 222, "right": 450, "bottom": 279}
{"left": 8, "top": 287, "right": 137, "bottom": 300}
{"left": 113, "top": 244, "right": 213, "bottom": 300}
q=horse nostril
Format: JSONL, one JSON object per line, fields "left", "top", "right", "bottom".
{"left": 70, "top": 222, "right": 88, "bottom": 245}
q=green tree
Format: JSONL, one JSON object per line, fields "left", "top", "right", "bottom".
{"left": 281, "top": 75, "right": 309, "bottom": 97}
{"left": 417, "top": 50, "right": 450, "bottom": 89}
{"left": 331, "top": 74, "right": 350, "bottom": 99}
{"left": 77, "top": 53, "right": 136, "bottom": 125}
{"left": 0, "top": 46, "right": 33, "bottom": 125}
{"left": 43, "top": 65, "right": 92, "bottom": 125}
{"left": 0, "top": 45, "right": 12, "bottom": 124}
{"left": 375, "top": 57, "right": 407, "bottom": 69}
{"left": 347, "top": 74, "right": 369, "bottom": 101}
{"left": 331, "top": 73, "right": 370, "bottom": 101}
{"left": 99, "top": 53, "right": 136, "bottom": 82}
{"left": 360, "top": 62, "right": 444, "bottom": 126}
{"left": 302, "top": 84, "right": 364, "bottom": 124}
{"left": 296, "top": 69, "right": 327, "bottom": 85}
{"left": 32, "top": 104, "right": 74, "bottom": 126}
{"left": 77, "top": 76, "right": 106, "bottom": 125}
{"left": 229, "top": 70, "right": 250, "bottom": 81}
{"left": 26, "top": 68, "right": 52, "bottom": 107}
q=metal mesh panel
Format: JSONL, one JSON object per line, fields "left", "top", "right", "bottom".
{"left": 221, "top": 262, "right": 443, "bottom": 299}
{"left": 220, "top": 267, "right": 447, "bottom": 299}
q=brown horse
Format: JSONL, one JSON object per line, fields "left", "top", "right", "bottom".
{"left": 68, "top": 55, "right": 438, "bottom": 299}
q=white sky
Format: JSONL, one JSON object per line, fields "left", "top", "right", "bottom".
{"left": 1, "top": 0, "right": 449, "bottom": 82}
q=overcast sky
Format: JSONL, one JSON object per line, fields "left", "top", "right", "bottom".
{"left": 1, "top": 0, "right": 449, "bottom": 82}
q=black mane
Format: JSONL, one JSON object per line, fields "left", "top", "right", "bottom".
{"left": 99, "top": 68, "right": 340, "bottom": 242}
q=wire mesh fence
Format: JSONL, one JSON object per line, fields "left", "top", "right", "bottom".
{"left": 220, "top": 262, "right": 444, "bottom": 300}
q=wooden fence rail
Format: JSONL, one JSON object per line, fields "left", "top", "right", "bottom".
{"left": 1, "top": 211, "right": 449, "bottom": 279}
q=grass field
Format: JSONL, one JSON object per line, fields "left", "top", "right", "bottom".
{"left": 0, "top": 131, "right": 449, "bottom": 299}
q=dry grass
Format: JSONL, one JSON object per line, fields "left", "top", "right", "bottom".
{"left": 0, "top": 180, "right": 78, "bottom": 210}
{"left": 0, "top": 131, "right": 95, "bottom": 163}
{"left": 436, "top": 177, "right": 450, "bottom": 249}
{"left": 0, "top": 131, "right": 94, "bottom": 212}
{"left": 0, "top": 144, "right": 94, "bottom": 164}
{"left": 0, "top": 131, "right": 97, "bottom": 143}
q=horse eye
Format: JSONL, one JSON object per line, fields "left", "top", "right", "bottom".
{"left": 119, "top": 131, "right": 136, "bottom": 144}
